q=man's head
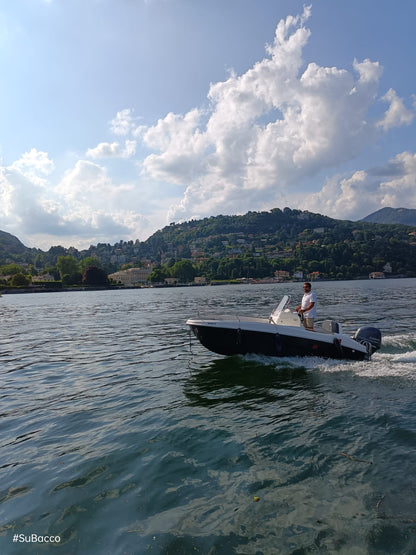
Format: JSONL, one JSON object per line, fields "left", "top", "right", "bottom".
{"left": 303, "top": 282, "right": 312, "bottom": 292}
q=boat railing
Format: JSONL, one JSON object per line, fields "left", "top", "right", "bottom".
{"left": 195, "top": 311, "right": 267, "bottom": 323}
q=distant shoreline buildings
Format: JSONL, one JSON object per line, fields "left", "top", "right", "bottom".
{"left": 108, "top": 267, "right": 152, "bottom": 286}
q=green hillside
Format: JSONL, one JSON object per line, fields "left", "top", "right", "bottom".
{"left": 1, "top": 208, "right": 416, "bottom": 280}
{"left": 137, "top": 208, "right": 416, "bottom": 280}
{"left": 0, "top": 230, "right": 35, "bottom": 262}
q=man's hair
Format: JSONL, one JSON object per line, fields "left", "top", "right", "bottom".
{"left": 304, "top": 282, "right": 312, "bottom": 288}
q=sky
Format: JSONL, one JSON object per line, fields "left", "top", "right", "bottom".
{"left": 0, "top": 0, "right": 415, "bottom": 250}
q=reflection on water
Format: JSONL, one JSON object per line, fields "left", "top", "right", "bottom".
{"left": 184, "top": 355, "right": 319, "bottom": 407}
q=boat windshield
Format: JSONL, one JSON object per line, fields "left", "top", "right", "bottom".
{"left": 269, "top": 295, "right": 291, "bottom": 324}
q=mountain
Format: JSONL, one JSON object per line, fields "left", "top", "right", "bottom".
{"left": 361, "top": 207, "right": 416, "bottom": 227}
{"left": 138, "top": 208, "right": 335, "bottom": 259}
{"left": 135, "top": 208, "right": 416, "bottom": 279}
{"left": 0, "top": 230, "right": 35, "bottom": 262}
{"left": 1, "top": 208, "right": 416, "bottom": 280}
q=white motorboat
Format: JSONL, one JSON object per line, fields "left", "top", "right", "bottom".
{"left": 187, "top": 295, "right": 382, "bottom": 361}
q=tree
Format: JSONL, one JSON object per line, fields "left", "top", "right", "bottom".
{"left": 80, "top": 257, "right": 102, "bottom": 271}
{"left": 148, "top": 266, "right": 169, "bottom": 284}
{"left": 56, "top": 255, "right": 80, "bottom": 279}
{"left": 0, "top": 263, "right": 27, "bottom": 276}
{"left": 82, "top": 266, "right": 108, "bottom": 286}
{"left": 43, "top": 266, "right": 60, "bottom": 280}
{"left": 180, "top": 245, "right": 192, "bottom": 258}
{"left": 62, "top": 272, "right": 82, "bottom": 286}
{"left": 171, "top": 260, "right": 196, "bottom": 282}
{"left": 10, "top": 273, "right": 30, "bottom": 287}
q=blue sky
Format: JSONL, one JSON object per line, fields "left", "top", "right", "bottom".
{"left": 1, "top": 0, "right": 415, "bottom": 249}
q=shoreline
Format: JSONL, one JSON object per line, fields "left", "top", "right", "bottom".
{"left": 0, "top": 274, "right": 412, "bottom": 295}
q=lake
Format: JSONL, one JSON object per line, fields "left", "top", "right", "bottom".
{"left": 0, "top": 279, "right": 415, "bottom": 554}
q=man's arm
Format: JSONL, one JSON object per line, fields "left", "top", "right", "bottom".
{"left": 299, "top": 301, "right": 315, "bottom": 314}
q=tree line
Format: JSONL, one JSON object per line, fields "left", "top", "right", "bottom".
{"left": 1, "top": 208, "right": 416, "bottom": 284}
{"left": 0, "top": 256, "right": 108, "bottom": 288}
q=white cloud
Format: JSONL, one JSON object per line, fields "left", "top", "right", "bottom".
{"left": 0, "top": 154, "right": 160, "bottom": 249}
{"left": 296, "top": 151, "right": 416, "bottom": 220}
{"left": 110, "top": 108, "right": 134, "bottom": 136}
{"left": 86, "top": 142, "right": 122, "bottom": 158}
{"left": 377, "top": 88, "right": 414, "bottom": 131}
{"left": 9, "top": 148, "right": 54, "bottom": 186}
{"left": 353, "top": 58, "right": 383, "bottom": 83}
{"left": 58, "top": 160, "right": 114, "bottom": 204}
{"left": 0, "top": 162, "right": 63, "bottom": 237}
{"left": 136, "top": 6, "right": 415, "bottom": 223}
{"left": 86, "top": 139, "right": 136, "bottom": 159}
{"left": 378, "top": 151, "right": 416, "bottom": 206}
{"left": 0, "top": 167, "right": 15, "bottom": 218}
{"left": 124, "top": 140, "right": 137, "bottom": 158}
{"left": 142, "top": 109, "right": 207, "bottom": 184}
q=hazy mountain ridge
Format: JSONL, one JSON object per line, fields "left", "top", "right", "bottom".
{"left": 361, "top": 207, "right": 416, "bottom": 226}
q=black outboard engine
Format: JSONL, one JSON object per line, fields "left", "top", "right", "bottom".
{"left": 353, "top": 327, "right": 382, "bottom": 356}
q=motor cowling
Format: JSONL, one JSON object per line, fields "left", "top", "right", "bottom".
{"left": 353, "top": 326, "right": 382, "bottom": 354}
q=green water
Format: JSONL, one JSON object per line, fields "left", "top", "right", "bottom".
{"left": 0, "top": 280, "right": 415, "bottom": 554}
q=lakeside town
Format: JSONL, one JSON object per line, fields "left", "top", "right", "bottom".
{"left": 1, "top": 208, "right": 415, "bottom": 292}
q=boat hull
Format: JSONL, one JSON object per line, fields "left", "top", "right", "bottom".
{"left": 188, "top": 322, "right": 368, "bottom": 361}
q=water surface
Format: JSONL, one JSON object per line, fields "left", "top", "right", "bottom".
{"left": 0, "top": 280, "right": 415, "bottom": 553}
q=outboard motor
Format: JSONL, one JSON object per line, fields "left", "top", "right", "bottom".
{"left": 353, "top": 327, "right": 382, "bottom": 356}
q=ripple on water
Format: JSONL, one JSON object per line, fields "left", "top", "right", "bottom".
{"left": 1, "top": 284, "right": 416, "bottom": 553}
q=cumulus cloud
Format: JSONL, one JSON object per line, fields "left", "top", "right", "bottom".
{"left": 58, "top": 160, "right": 115, "bottom": 204}
{"left": 0, "top": 152, "right": 154, "bottom": 249}
{"left": 0, "top": 149, "right": 56, "bottom": 232}
{"left": 133, "top": 6, "right": 414, "bottom": 223}
{"left": 297, "top": 151, "right": 416, "bottom": 220}
{"left": 86, "top": 139, "right": 136, "bottom": 159}
{"left": 0, "top": 159, "right": 67, "bottom": 237}
{"left": 110, "top": 108, "right": 135, "bottom": 136}
{"left": 377, "top": 88, "right": 414, "bottom": 131}
{"left": 142, "top": 109, "right": 206, "bottom": 184}
{"left": 9, "top": 148, "right": 54, "bottom": 186}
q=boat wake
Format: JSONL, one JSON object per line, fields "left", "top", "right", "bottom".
{"left": 320, "top": 350, "right": 416, "bottom": 380}
{"left": 243, "top": 332, "right": 416, "bottom": 381}
{"left": 381, "top": 333, "right": 416, "bottom": 352}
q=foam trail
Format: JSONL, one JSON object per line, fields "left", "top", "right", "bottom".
{"left": 245, "top": 344, "right": 416, "bottom": 381}
{"left": 315, "top": 349, "right": 416, "bottom": 380}
{"left": 382, "top": 333, "right": 416, "bottom": 351}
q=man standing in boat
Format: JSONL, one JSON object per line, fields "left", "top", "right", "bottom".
{"left": 295, "top": 282, "right": 317, "bottom": 330}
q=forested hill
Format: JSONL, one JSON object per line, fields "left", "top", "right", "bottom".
{"left": 0, "top": 230, "right": 36, "bottom": 261}
{"left": 140, "top": 209, "right": 335, "bottom": 256}
{"left": 138, "top": 207, "right": 415, "bottom": 258}
{"left": 136, "top": 208, "right": 416, "bottom": 279}
{"left": 1, "top": 208, "right": 416, "bottom": 280}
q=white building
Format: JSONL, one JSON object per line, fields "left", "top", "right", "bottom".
{"left": 32, "top": 273, "right": 56, "bottom": 283}
{"left": 109, "top": 268, "right": 152, "bottom": 285}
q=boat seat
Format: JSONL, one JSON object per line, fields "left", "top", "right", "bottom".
{"left": 320, "top": 320, "right": 339, "bottom": 334}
